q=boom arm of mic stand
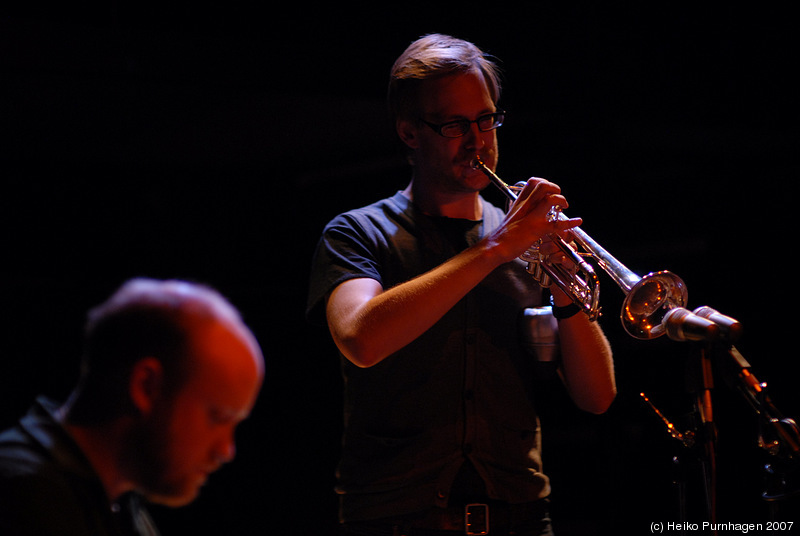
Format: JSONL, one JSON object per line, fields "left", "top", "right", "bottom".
{"left": 726, "top": 346, "right": 800, "bottom": 460}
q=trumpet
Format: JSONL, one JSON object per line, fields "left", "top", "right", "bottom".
{"left": 471, "top": 155, "right": 688, "bottom": 339}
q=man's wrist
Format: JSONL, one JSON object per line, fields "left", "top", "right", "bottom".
{"left": 550, "top": 295, "right": 582, "bottom": 320}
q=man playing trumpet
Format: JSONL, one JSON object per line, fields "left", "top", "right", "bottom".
{"left": 307, "top": 34, "right": 615, "bottom": 536}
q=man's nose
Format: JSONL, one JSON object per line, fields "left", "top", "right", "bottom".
{"left": 463, "top": 122, "right": 486, "bottom": 150}
{"left": 215, "top": 433, "right": 237, "bottom": 465}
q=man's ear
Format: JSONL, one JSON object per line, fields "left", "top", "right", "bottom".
{"left": 129, "top": 357, "right": 164, "bottom": 416}
{"left": 396, "top": 118, "right": 420, "bottom": 150}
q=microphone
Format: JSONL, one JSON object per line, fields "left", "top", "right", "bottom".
{"left": 693, "top": 306, "right": 742, "bottom": 342}
{"left": 662, "top": 307, "right": 720, "bottom": 342}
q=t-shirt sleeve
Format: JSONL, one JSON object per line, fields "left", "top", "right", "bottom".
{"left": 305, "top": 213, "right": 384, "bottom": 326}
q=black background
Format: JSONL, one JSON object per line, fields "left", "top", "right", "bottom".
{"left": 1, "top": 2, "right": 798, "bottom": 534}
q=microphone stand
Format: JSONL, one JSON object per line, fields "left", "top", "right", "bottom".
{"left": 694, "top": 343, "right": 718, "bottom": 531}
{"left": 644, "top": 305, "right": 800, "bottom": 528}
{"left": 658, "top": 307, "right": 721, "bottom": 531}
{"left": 715, "top": 344, "right": 800, "bottom": 519}
{"left": 640, "top": 392, "right": 695, "bottom": 522}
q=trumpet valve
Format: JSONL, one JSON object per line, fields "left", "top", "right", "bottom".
{"left": 524, "top": 260, "right": 552, "bottom": 288}
{"left": 520, "top": 243, "right": 542, "bottom": 264}
{"left": 520, "top": 242, "right": 551, "bottom": 287}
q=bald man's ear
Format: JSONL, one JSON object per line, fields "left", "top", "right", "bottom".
{"left": 396, "top": 118, "right": 420, "bottom": 150}
{"left": 129, "top": 357, "right": 164, "bottom": 416}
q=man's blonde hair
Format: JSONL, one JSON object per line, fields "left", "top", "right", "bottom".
{"left": 388, "top": 34, "right": 502, "bottom": 124}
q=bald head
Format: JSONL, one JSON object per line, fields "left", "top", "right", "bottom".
{"left": 67, "top": 278, "right": 264, "bottom": 425}
{"left": 58, "top": 278, "right": 264, "bottom": 506}
{"left": 94, "top": 279, "right": 243, "bottom": 323}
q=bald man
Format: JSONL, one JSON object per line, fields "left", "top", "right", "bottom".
{"left": 0, "top": 279, "right": 265, "bottom": 536}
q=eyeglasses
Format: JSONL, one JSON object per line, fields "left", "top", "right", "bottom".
{"left": 421, "top": 111, "right": 505, "bottom": 138}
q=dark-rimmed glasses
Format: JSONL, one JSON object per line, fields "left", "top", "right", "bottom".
{"left": 421, "top": 111, "right": 505, "bottom": 138}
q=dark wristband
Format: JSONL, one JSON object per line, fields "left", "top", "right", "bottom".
{"left": 550, "top": 297, "right": 582, "bottom": 320}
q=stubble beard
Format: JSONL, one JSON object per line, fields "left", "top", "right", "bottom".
{"left": 123, "top": 405, "right": 201, "bottom": 507}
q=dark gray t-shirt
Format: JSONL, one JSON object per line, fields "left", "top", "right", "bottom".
{"left": 307, "top": 191, "right": 552, "bottom": 523}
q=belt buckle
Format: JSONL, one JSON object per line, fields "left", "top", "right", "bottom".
{"left": 464, "top": 503, "right": 489, "bottom": 535}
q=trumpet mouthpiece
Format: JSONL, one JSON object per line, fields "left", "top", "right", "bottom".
{"left": 470, "top": 155, "right": 484, "bottom": 170}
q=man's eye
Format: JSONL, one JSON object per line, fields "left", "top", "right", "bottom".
{"left": 208, "top": 408, "right": 233, "bottom": 425}
{"left": 440, "top": 121, "right": 468, "bottom": 136}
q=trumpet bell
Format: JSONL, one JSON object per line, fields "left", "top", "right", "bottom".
{"left": 622, "top": 271, "right": 687, "bottom": 339}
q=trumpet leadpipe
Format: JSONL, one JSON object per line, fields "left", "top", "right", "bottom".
{"left": 471, "top": 156, "right": 518, "bottom": 201}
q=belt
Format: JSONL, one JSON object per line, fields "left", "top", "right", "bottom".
{"left": 341, "top": 499, "right": 551, "bottom": 536}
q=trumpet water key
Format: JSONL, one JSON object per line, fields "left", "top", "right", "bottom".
{"left": 471, "top": 155, "right": 688, "bottom": 339}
